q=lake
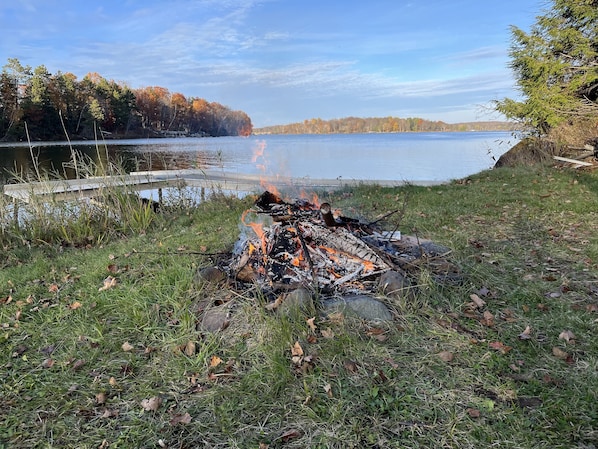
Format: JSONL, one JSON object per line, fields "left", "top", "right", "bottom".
{"left": 0, "top": 131, "right": 518, "bottom": 185}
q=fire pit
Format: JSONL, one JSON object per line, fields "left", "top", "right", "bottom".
{"left": 198, "top": 190, "right": 462, "bottom": 316}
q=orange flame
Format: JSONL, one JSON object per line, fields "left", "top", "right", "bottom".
{"left": 299, "top": 190, "right": 320, "bottom": 208}
{"left": 241, "top": 210, "right": 268, "bottom": 257}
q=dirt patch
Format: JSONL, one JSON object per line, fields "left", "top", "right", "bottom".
{"left": 494, "top": 137, "right": 562, "bottom": 168}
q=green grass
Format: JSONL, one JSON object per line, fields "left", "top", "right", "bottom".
{"left": 1, "top": 164, "right": 598, "bottom": 448}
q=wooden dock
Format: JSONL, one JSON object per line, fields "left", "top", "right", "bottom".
{"left": 2, "top": 169, "right": 442, "bottom": 203}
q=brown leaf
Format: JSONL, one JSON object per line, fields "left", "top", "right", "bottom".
{"left": 467, "top": 408, "right": 481, "bottom": 418}
{"left": 99, "top": 276, "right": 118, "bottom": 292}
{"left": 320, "top": 327, "right": 335, "bottom": 339}
{"left": 141, "top": 396, "right": 162, "bottom": 412}
{"left": 72, "top": 359, "right": 86, "bottom": 371}
{"left": 306, "top": 317, "right": 317, "bottom": 332}
{"left": 489, "top": 341, "right": 512, "bottom": 354}
{"left": 291, "top": 341, "right": 304, "bottom": 365}
{"left": 169, "top": 412, "right": 192, "bottom": 425}
{"left": 107, "top": 264, "right": 119, "bottom": 274}
{"left": 552, "top": 347, "right": 569, "bottom": 360}
{"left": 69, "top": 301, "right": 82, "bottom": 310}
{"left": 184, "top": 341, "right": 196, "bottom": 357}
{"left": 470, "top": 293, "right": 486, "bottom": 309}
{"left": 278, "top": 429, "right": 302, "bottom": 442}
{"left": 481, "top": 310, "right": 494, "bottom": 327}
{"left": 438, "top": 351, "right": 454, "bottom": 362}
{"left": 96, "top": 392, "right": 107, "bottom": 405}
{"left": 101, "top": 408, "right": 119, "bottom": 419}
{"left": 48, "top": 283, "right": 60, "bottom": 293}
{"left": 343, "top": 360, "right": 359, "bottom": 373}
{"left": 209, "top": 355, "right": 223, "bottom": 368}
{"left": 324, "top": 383, "right": 333, "bottom": 398}
{"left": 121, "top": 342, "right": 134, "bottom": 352}
{"left": 518, "top": 325, "right": 532, "bottom": 340}
{"left": 41, "top": 358, "right": 55, "bottom": 369}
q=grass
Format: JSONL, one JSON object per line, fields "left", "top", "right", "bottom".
{"left": 1, "top": 162, "right": 598, "bottom": 448}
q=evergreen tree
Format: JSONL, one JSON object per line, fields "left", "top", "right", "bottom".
{"left": 495, "top": 0, "right": 598, "bottom": 133}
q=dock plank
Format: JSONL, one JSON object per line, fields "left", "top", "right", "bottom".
{"left": 3, "top": 169, "right": 441, "bottom": 203}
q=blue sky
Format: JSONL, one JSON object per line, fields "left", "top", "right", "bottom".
{"left": 1, "top": 0, "right": 541, "bottom": 127}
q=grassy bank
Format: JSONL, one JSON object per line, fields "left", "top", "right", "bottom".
{"left": 1, "top": 164, "right": 597, "bottom": 448}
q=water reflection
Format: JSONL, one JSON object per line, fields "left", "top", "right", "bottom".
{"left": 0, "top": 143, "right": 224, "bottom": 183}
{"left": 0, "top": 132, "right": 518, "bottom": 185}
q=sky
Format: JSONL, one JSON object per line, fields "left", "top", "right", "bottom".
{"left": 0, "top": 0, "right": 543, "bottom": 127}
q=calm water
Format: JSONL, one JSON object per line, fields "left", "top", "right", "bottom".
{"left": 0, "top": 132, "right": 518, "bottom": 184}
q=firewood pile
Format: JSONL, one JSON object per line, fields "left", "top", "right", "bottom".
{"left": 220, "top": 191, "right": 462, "bottom": 301}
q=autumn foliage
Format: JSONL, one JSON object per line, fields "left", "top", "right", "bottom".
{"left": 0, "top": 58, "right": 252, "bottom": 141}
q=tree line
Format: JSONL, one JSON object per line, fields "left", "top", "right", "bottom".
{"left": 0, "top": 58, "right": 252, "bottom": 142}
{"left": 254, "top": 117, "right": 516, "bottom": 135}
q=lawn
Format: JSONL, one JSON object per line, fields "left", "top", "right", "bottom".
{"left": 1, "top": 163, "right": 597, "bottom": 448}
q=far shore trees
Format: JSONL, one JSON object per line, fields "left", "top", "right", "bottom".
{"left": 495, "top": 0, "right": 598, "bottom": 144}
{"left": 0, "top": 58, "right": 252, "bottom": 141}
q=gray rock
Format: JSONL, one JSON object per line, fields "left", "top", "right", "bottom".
{"left": 378, "top": 270, "right": 411, "bottom": 297}
{"left": 195, "top": 266, "right": 227, "bottom": 285}
{"left": 322, "top": 295, "right": 393, "bottom": 322}
{"left": 199, "top": 304, "right": 230, "bottom": 332}
{"left": 278, "top": 288, "right": 315, "bottom": 317}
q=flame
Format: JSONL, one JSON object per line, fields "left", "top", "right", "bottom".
{"left": 241, "top": 210, "right": 268, "bottom": 257}
{"left": 299, "top": 190, "right": 320, "bottom": 208}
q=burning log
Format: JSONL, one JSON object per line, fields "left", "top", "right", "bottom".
{"left": 224, "top": 191, "right": 461, "bottom": 302}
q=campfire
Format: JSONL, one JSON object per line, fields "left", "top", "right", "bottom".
{"left": 216, "top": 190, "right": 461, "bottom": 304}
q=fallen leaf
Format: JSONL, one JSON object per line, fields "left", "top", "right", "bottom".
{"left": 551, "top": 347, "right": 569, "bottom": 360}
{"left": 141, "top": 396, "right": 162, "bottom": 412}
{"left": 121, "top": 342, "right": 134, "bottom": 352}
{"left": 481, "top": 310, "right": 494, "bottom": 327}
{"left": 72, "top": 359, "right": 86, "bottom": 371}
{"left": 343, "top": 360, "right": 359, "bottom": 373}
{"left": 518, "top": 326, "right": 532, "bottom": 340}
{"left": 470, "top": 293, "right": 486, "bottom": 309}
{"left": 99, "top": 276, "right": 118, "bottom": 292}
{"left": 69, "top": 301, "right": 82, "bottom": 310}
{"left": 184, "top": 341, "right": 196, "bottom": 357}
{"left": 209, "top": 355, "right": 223, "bottom": 368}
{"left": 467, "top": 408, "right": 481, "bottom": 418}
{"left": 278, "top": 429, "right": 302, "bottom": 443}
{"left": 169, "top": 412, "right": 192, "bottom": 425}
{"left": 438, "top": 351, "right": 454, "bottom": 362}
{"left": 109, "top": 377, "right": 118, "bottom": 387}
{"left": 96, "top": 392, "right": 107, "bottom": 405}
{"left": 324, "top": 383, "right": 333, "bottom": 398}
{"left": 107, "top": 264, "right": 118, "bottom": 274}
{"left": 48, "top": 283, "right": 60, "bottom": 293}
{"left": 291, "top": 341, "right": 304, "bottom": 365}
{"left": 306, "top": 317, "right": 317, "bottom": 332}
{"left": 41, "top": 358, "right": 55, "bottom": 369}
{"left": 489, "top": 341, "right": 512, "bottom": 354}
{"left": 558, "top": 330, "right": 575, "bottom": 343}
{"left": 321, "top": 327, "right": 335, "bottom": 339}
{"left": 101, "top": 408, "right": 120, "bottom": 419}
